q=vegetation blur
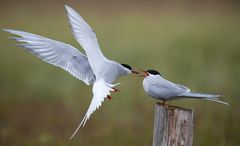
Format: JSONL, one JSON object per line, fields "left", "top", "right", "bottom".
{"left": 0, "top": 0, "right": 240, "bottom": 146}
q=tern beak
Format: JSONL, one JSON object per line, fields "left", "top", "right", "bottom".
{"left": 131, "top": 70, "right": 140, "bottom": 74}
{"left": 138, "top": 70, "right": 149, "bottom": 77}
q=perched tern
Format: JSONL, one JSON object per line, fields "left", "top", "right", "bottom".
{"left": 140, "top": 70, "right": 228, "bottom": 105}
{"left": 3, "top": 5, "right": 139, "bottom": 139}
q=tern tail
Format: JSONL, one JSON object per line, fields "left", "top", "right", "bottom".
{"left": 69, "top": 80, "right": 121, "bottom": 140}
{"left": 179, "top": 92, "right": 229, "bottom": 105}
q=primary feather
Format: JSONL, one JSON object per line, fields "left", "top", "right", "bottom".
{"left": 65, "top": 5, "right": 107, "bottom": 76}
{"left": 3, "top": 29, "right": 96, "bottom": 85}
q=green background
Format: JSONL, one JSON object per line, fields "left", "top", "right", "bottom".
{"left": 0, "top": 0, "right": 240, "bottom": 145}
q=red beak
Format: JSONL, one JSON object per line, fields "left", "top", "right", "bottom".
{"left": 139, "top": 70, "right": 149, "bottom": 77}
{"left": 131, "top": 70, "right": 139, "bottom": 74}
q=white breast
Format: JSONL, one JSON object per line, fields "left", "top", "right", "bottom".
{"left": 142, "top": 76, "right": 160, "bottom": 99}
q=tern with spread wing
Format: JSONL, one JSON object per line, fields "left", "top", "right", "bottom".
{"left": 3, "top": 5, "right": 139, "bottom": 139}
{"left": 140, "top": 70, "right": 228, "bottom": 105}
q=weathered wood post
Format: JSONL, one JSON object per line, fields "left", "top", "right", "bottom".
{"left": 152, "top": 103, "right": 194, "bottom": 146}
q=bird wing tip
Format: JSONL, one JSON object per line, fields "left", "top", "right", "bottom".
{"left": 2, "top": 28, "right": 7, "bottom": 32}
{"left": 2, "top": 28, "right": 13, "bottom": 33}
{"left": 64, "top": 5, "right": 76, "bottom": 14}
{"left": 64, "top": 5, "right": 71, "bottom": 10}
{"left": 223, "top": 101, "right": 229, "bottom": 106}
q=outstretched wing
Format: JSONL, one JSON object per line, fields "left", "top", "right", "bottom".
{"left": 65, "top": 5, "right": 107, "bottom": 75}
{"left": 69, "top": 79, "right": 120, "bottom": 140}
{"left": 3, "top": 29, "right": 96, "bottom": 85}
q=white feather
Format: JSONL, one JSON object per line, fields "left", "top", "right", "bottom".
{"left": 3, "top": 29, "right": 96, "bottom": 85}
{"left": 179, "top": 92, "right": 228, "bottom": 105}
{"left": 65, "top": 5, "right": 107, "bottom": 75}
{"left": 69, "top": 79, "right": 120, "bottom": 140}
{"left": 201, "top": 97, "right": 229, "bottom": 105}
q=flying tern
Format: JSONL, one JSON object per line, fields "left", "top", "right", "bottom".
{"left": 3, "top": 5, "right": 139, "bottom": 139}
{"left": 140, "top": 70, "right": 228, "bottom": 105}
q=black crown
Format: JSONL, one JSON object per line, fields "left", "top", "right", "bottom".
{"left": 121, "top": 64, "right": 132, "bottom": 70}
{"left": 147, "top": 70, "right": 161, "bottom": 75}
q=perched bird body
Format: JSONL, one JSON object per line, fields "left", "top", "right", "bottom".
{"left": 142, "top": 70, "right": 228, "bottom": 105}
{"left": 143, "top": 75, "right": 187, "bottom": 100}
{"left": 3, "top": 5, "right": 138, "bottom": 139}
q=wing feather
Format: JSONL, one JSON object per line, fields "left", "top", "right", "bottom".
{"left": 65, "top": 5, "right": 107, "bottom": 74}
{"left": 3, "top": 29, "right": 96, "bottom": 85}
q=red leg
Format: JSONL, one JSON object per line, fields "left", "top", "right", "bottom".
{"left": 112, "top": 87, "right": 119, "bottom": 92}
{"left": 107, "top": 95, "right": 112, "bottom": 100}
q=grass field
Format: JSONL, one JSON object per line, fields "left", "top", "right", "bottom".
{"left": 0, "top": 2, "right": 240, "bottom": 146}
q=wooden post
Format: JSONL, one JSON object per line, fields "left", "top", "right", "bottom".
{"left": 152, "top": 103, "right": 194, "bottom": 146}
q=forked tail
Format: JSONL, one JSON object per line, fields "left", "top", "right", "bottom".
{"left": 69, "top": 80, "right": 120, "bottom": 140}
{"left": 179, "top": 92, "right": 229, "bottom": 105}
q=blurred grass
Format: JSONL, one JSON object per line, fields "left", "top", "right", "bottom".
{"left": 0, "top": 3, "right": 240, "bottom": 146}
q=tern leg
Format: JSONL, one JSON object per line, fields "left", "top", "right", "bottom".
{"left": 162, "top": 100, "right": 166, "bottom": 105}
{"left": 162, "top": 100, "right": 169, "bottom": 108}
{"left": 108, "top": 87, "right": 119, "bottom": 100}
{"left": 157, "top": 100, "right": 167, "bottom": 105}
{"left": 112, "top": 87, "right": 119, "bottom": 92}
{"left": 107, "top": 95, "right": 112, "bottom": 100}
{"left": 157, "top": 100, "right": 169, "bottom": 108}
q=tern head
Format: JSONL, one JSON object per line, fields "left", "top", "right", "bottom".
{"left": 140, "top": 69, "right": 161, "bottom": 77}
{"left": 120, "top": 64, "right": 139, "bottom": 75}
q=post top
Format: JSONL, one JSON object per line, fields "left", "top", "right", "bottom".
{"left": 156, "top": 102, "right": 194, "bottom": 112}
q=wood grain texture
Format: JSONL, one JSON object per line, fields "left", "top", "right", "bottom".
{"left": 152, "top": 103, "right": 194, "bottom": 146}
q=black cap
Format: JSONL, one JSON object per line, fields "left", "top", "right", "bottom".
{"left": 147, "top": 70, "right": 161, "bottom": 76}
{"left": 121, "top": 64, "right": 132, "bottom": 70}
